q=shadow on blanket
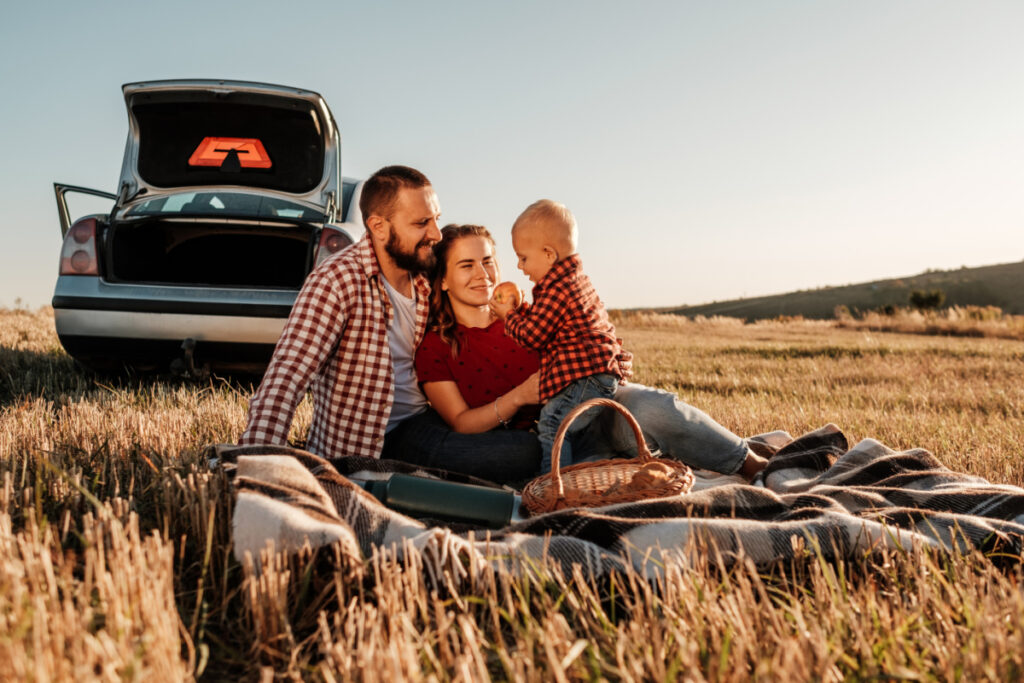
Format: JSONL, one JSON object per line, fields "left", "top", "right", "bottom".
{"left": 216, "top": 425, "right": 1024, "bottom": 579}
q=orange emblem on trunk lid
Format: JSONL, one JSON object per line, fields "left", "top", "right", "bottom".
{"left": 188, "top": 137, "right": 272, "bottom": 169}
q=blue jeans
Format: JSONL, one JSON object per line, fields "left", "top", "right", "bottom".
{"left": 537, "top": 373, "right": 619, "bottom": 473}
{"left": 381, "top": 408, "right": 541, "bottom": 485}
{"left": 572, "top": 382, "right": 749, "bottom": 475}
{"left": 384, "top": 383, "right": 748, "bottom": 485}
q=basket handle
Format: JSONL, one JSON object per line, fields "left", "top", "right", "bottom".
{"left": 549, "top": 397, "right": 653, "bottom": 499}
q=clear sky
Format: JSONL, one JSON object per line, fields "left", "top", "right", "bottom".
{"left": 1, "top": 1, "right": 1021, "bottom": 310}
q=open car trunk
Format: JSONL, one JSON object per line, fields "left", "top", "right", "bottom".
{"left": 104, "top": 219, "right": 317, "bottom": 288}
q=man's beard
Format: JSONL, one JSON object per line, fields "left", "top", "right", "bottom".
{"left": 385, "top": 227, "right": 436, "bottom": 273}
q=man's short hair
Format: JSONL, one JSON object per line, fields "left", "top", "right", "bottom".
{"left": 359, "top": 165, "right": 432, "bottom": 227}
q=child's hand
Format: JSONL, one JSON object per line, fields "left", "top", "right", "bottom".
{"left": 489, "top": 297, "right": 514, "bottom": 320}
{"left": 517, "top": 371, "right": 540, "bottom": 404}
{"left": 489, "top": 282, "right": 523, "bottom": 319}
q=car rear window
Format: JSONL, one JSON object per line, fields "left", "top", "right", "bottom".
{"left": 125, "top": 192, "right": 325, "bottom": 221}
{"left": 132, "top": 94, "right": 326, "bottom": 194}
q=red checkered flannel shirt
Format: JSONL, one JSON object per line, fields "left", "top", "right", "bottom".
{"left": 240, "top": 234, "right": 430, "bottom": 458}
{"left": 504, "top": 254, "right": 632, "bottom": 401}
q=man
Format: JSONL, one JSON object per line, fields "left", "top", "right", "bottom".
{"left": 240, "top": 165, "right": 440, "bottom": 458}
{"left": 240, "top": 165, "right": 541, "bottom": 482}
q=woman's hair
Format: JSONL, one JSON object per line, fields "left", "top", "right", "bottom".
{"left": 429, "top": 224, "right": 496, "bottom": 357}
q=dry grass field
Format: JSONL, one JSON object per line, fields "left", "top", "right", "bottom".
{"left": 2, "top": 307, "right": 1023, "bottom": 681}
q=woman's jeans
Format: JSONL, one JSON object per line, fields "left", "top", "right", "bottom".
{"left": 381, "top": 408, "right": 540, "bottom": 485}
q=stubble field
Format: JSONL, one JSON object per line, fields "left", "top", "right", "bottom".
{"left": 1, "top": 307, "right": 1023, "bottom": 681}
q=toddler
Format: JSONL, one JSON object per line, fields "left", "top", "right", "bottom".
{"left": 490, "top": 199, "right": 632, "bottom": 472}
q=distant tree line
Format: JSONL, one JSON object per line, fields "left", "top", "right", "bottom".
{"left": 909, "top": 289, "right": 946, "bottom": 310}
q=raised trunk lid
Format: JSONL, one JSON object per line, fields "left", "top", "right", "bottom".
{"left": 118, "top": 79, "right": 340, "bottom": 219}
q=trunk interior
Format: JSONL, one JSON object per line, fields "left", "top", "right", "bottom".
{"left": 104, "top": 219, "right": 316, "bottom": 288}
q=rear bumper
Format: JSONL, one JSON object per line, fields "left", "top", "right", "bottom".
{"left": 53, "top": 307, "right": 286, "bottom": 344}
{"left": 53, "top": 275, "right": 295, "bottom": 322}
{"left": 52, "top": 276, "right": 296, "bottom": 371}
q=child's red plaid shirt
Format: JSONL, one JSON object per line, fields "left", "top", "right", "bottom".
{"left": 504, "top": 254, "right": 632, "bottom": 402}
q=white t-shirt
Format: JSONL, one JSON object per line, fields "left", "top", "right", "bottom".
{"left": 382, "top": 277, "right": 428, "bottom": 431}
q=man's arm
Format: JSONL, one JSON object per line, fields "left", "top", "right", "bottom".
{"left": 239, "top": 271, "right": 348, "bottom": 445}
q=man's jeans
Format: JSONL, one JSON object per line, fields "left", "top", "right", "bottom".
{"left": 537, "top": 373, "right": 619, "bottom": 473}
{"left": 574, "top": 382, "right": 749, "bottom": 475}
{"left": 381, "top": 408, "right": 540, "bottom": 485}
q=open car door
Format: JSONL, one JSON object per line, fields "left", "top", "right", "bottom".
{"left": 53, "top": 183, "right": 117, "bottom": 237}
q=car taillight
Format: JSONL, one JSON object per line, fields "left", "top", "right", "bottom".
{"left": 313, "top": 227, "right": 352, "bottom": 269}
{"left": 59, "top": 218, "right": 99, "bottom": 276}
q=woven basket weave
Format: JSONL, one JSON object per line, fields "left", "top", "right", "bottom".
{"left": 520, "top": 398, "right": 695, "bottom": 515}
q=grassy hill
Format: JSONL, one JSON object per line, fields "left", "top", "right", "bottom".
{"left": 658, "top": 260, "right": 1024, "bottom": 321}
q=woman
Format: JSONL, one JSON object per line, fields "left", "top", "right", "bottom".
{"left": 415, "top": 225, "right": 768, "bottom": 480}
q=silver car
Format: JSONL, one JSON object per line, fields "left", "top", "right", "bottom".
{"left": 53, "top": 79, "right": 362, "bottom": 375}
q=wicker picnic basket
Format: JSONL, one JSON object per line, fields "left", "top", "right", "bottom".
{"left": 520, "top": 398, "right": 695, "bottom": 515}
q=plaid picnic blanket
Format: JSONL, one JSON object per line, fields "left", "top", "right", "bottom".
{"left": 222, "top": 424, "right": 1024, "bottom": 579}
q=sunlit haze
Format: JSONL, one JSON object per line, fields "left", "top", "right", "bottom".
{"left": 1, "top": 1, "right": 1021, "bottom": 309}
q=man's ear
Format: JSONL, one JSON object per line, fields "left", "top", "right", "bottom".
{"left": 365, "top": 214, "right": 388, "bottom": 242}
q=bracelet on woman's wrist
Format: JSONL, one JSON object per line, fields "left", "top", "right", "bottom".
{"left": 494, "top": 397, "right": 510, "bottom": 428}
